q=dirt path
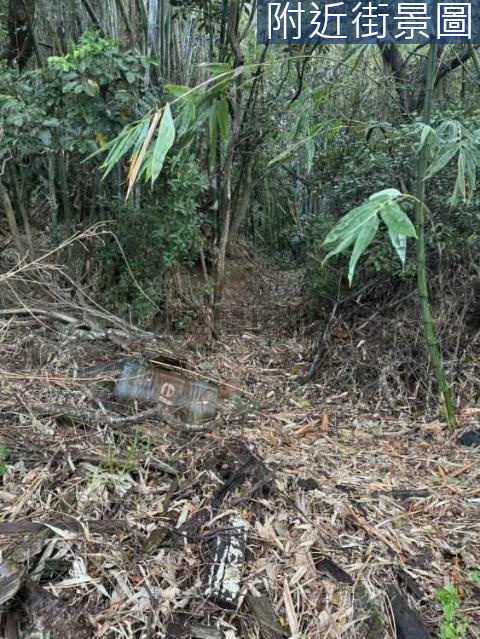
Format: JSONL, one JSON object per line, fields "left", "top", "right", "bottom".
{"left": 0, "top": 262, "right": 479, "bottom": 638}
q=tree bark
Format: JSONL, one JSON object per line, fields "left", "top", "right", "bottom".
{"left": 227, "top": 156, "right": 255, "bottom": 252}
{"left": 379, "top": 43, "right": 479, "bottom": 115}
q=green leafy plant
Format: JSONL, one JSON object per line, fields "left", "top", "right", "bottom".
{"left": 0, "top": 32, "right": 151, "bottom": 159}
{"left": 322, "top": 187, "right": 417, "bottom": 285}
{"left": 0, "top": 446, "right": 11, "bottom": 476}
{"left": 437, "top": 584, "right": 469, "bottom": 639}
{"left": 319, "top": 45, "right": 480, "bottom": 428}
{"left": 469, "top": 570, "right": 480, "bottom": 585}
{"left": 100, "top": 156, "right": 206, "bottom": 324}
{"left": 100, "top": 61, "right": 237, "bottom": 194}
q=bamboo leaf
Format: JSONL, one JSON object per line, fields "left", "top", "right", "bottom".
{"left": 388, "top": 230, "right": 407, "bottom": 264}
{"left": 165, "top": 83, "right": 191, "bottom": 97}
{"left": 380, "top": 202, "right": 417, "bottom": 237}
{"left": 417, "top": 123, "right": 436, "bottom": 152}
{"left": 425, "top": 145, "right": 458, "bottom": 178}
{"left": 198, "top": 62, "right": 232, "bottom": 75}
{"left": 456, "top": 150, "right": 466, "bottom": 201}
{"left": 369, "top": 188, "right": 401, "bottom": 201}
{"left": 323, "top": 203, "right": 374, "bottom": 245}
{"left": 150, "top": 103, "right": 176, "bottom": 184}
{"left": 100, "top": 122, "right": 144, "bottom": 180}
{"left": 323, "top": 229, "right": 358, "bottom": 263}
{"left": 127, "top": 111, "right": 162, "bottom": 197}
{"left": 268, "top": 124, "right": 324, "bottom": 168}
{"left": 465, "top": 153, "right": 476, "bottom": 196}
{"left": 175, "top": 101, "right": 195, "bottom": 138}
{"left": 348, "top": 215, "right": 379, "bottom": 284}
{"left": 305, "top": 138, "right": 315, "bottom": 174}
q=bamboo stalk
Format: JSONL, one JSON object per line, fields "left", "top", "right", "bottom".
{"left": 47, "top": 154, "right": 59, "bottom": 245}
{"left": 57, "top": 151, "right": 72, "bottom": 238}
{"left": 415, "top": 43, "right": 457, "bottom": 428}
{"left": 0, "top": 176, "right": 24, "bottom": 256}
{"left": 8, "top": 163, "right": 33, "bottom": 255}
{"left": 116, "top": 0, "right": 136, "bottom": 43}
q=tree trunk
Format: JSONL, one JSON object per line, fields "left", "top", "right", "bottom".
{"left": 213, "top": 156, "right": 232, "bottom": 332}
{"left": 227, "top": 156, "right": 255, "bottom": 253}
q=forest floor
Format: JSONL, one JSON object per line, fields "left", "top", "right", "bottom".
{"left": 0, "top": 257, "right": 479, "bottom": 639}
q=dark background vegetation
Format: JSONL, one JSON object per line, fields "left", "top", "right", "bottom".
{"left": 1, "top": 0, "right": 480, "bottom": 410}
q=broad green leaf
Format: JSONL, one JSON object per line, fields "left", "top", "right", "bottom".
{"left": 388, "top": 230, "right": 407, "bottom": 264}
{"left": 84, "top": 79, "right": 100, "bottom": 97}
{"left": 165, "top": 83, "right": 192, "bottom": 98}
{"left": 216, "top": 99, "right": 229, "bottom": 143}
{"left": 323, "top": 229, "right": 358, "bottom": 262}
{"left": 39, "top": 130, "right": 52, "bottom": 146}
{"left": 456, "top": 150, "right": 466, "bottom": 201}
{"left": 323, "top": 202, "right": 374, "bottom": 245}
{"left": 100, "top": 122, "right": 144, "bottom": 179}
{"left": 198, "top": 62, "right": 232, "bottom": 76}
{"left": 348, "top": 215, "right": 379, "bottom": 284}
{"left": 368, "top": 188, "right": 401, "bottom": 201}
{"left": 417, "top": 124, "right": 436, "bottom": 152}
{"left": 150, "top": 104, "right": 175, "bottom": 183}
{"left": 380, "top": 202, "right": 417, "bottom": 237}
{"left": 425, "top": 145, "right": 458, "bottom": 178}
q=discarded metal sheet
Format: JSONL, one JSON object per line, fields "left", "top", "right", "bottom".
{"left": 115, "top": 359, "right": 218, "bottom": 423}
{"left": 204, "top": 515, "right": 248, "bottom": 609}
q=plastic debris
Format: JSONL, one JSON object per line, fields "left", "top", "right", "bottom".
{"left": 115, "top": 358, "right": 218, "bottom": 423}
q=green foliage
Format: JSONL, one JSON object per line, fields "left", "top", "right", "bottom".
{"left": 322, "top": 188, "right": 417, "bottom": 285}
{"left": 0, "top": 446, "right": 11, "bottom": 476}
{"left": 469, "top": 570, "right": 480, "bottom": 585}
{"left": 0, "top": 32, "right": 151, "bottom": 160}
{"left": 100, "top": 61, "right": 236, "bottom": 190}
{"left": 100, "top": 157, "right": 206, "bottom": 323}
{"left": 436, "top": 584, "right": 469, "bottom": 639}
{"left": 306, "top": 103, "right": 480, "bottom": 294}
{"left": 424, "top": 118, "right": 480, "bottom": 204}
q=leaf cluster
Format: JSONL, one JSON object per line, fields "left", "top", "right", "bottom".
{"left": 0, "top": 32, "right": 151, "bottom": 159}
{"left": 322, "top": 188, "right": 416, "bottom": 284}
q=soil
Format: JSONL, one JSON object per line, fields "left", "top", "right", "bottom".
{"left": 0, "top": 258, "right": 479, "bottom": 638}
